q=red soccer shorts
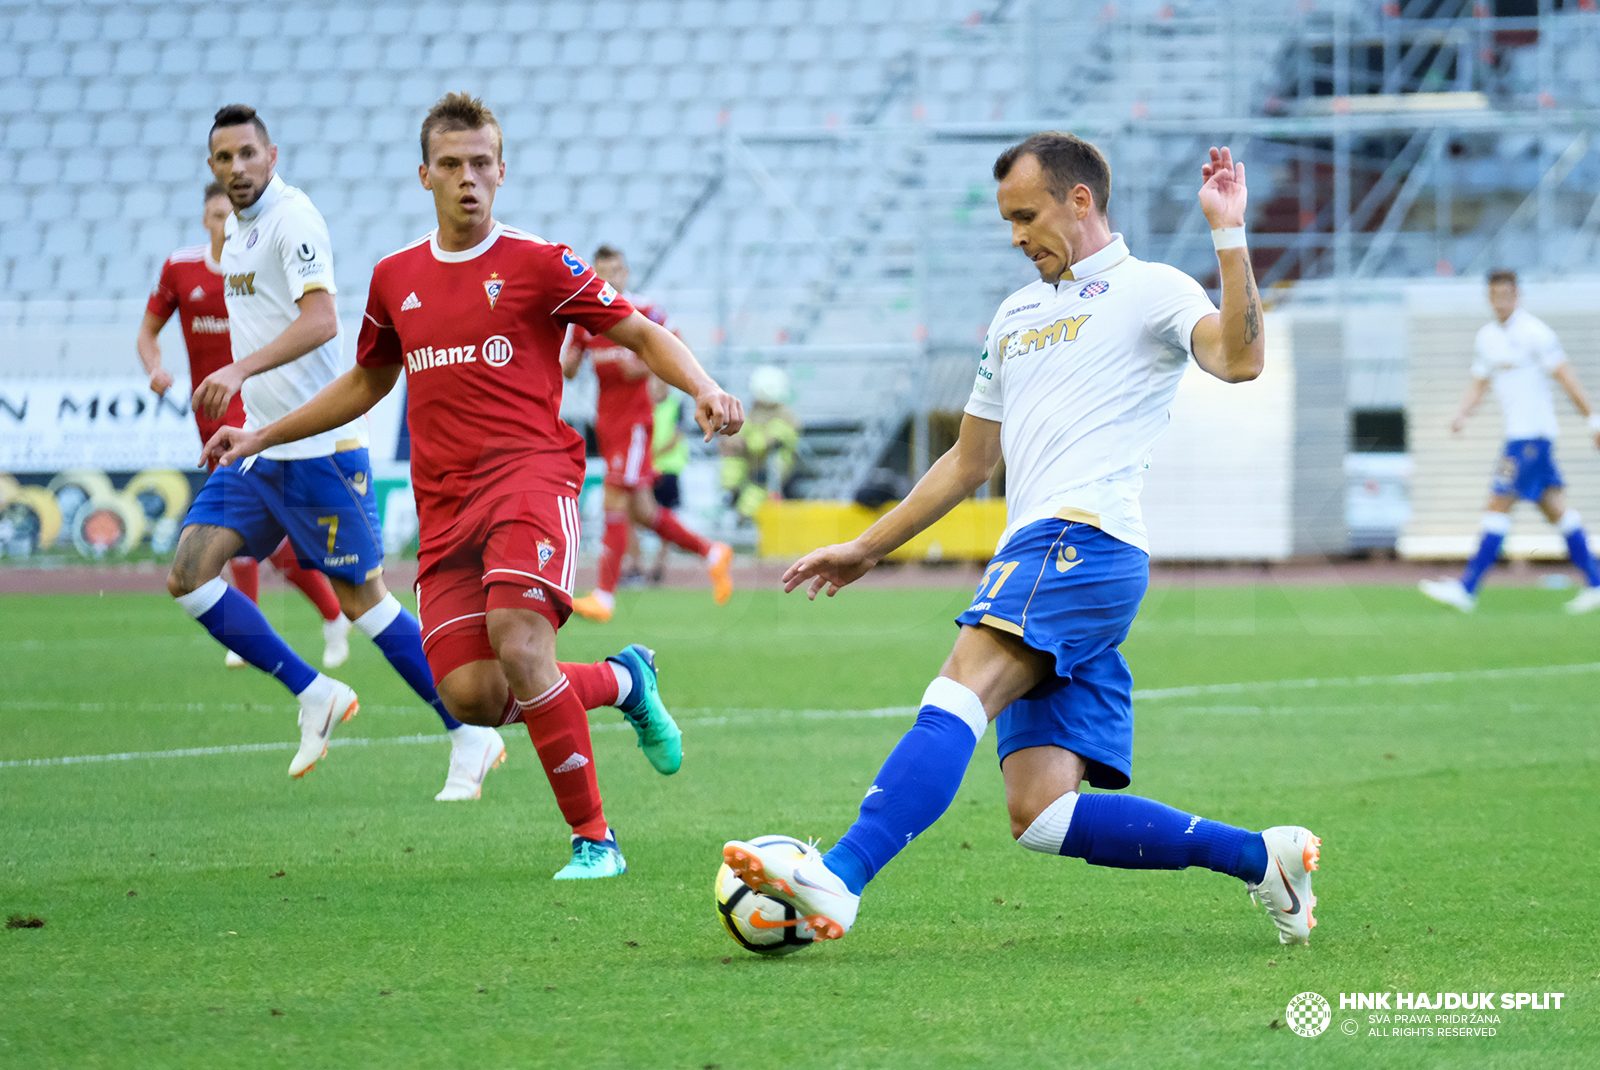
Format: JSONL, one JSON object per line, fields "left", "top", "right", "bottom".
{"left": 598, "top": 420, "right": 655, "bottom": 489}
{"left": 414, "top": 489, "right": 581, "bottom": 682}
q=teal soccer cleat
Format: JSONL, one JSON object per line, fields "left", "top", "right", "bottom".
{"left": 607, "top": 644, "right": 683, "bottom": 775}
{"left": 552, "top": 830, "right": 627, "bottom": 880}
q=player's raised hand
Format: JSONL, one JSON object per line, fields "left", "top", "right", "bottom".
{"left": 694, "top": 387, "right": 745, "bottom": 442}
{"left": 1198, "top": 146, "right": 1247, "bottom": 230}
{"left": 200, "top": 425, "right": 263, "bottom": 469}
{"left": 148, "top": 366, "right": 174, "bottom": 397}
{"left": 192, "top": 363, "right": 247, "bottom": 421}
{"left": 782, "top": 540, "right": 877, "bottom": 600}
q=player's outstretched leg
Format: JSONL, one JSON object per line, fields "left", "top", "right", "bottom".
{"left": 267, "top": 539, "right": 351, "bottom": 666}
{"left": 725, "top": 676, "right": 989, "bottom": 939}
{"left": 1422, "top": 512, "right": 1508, "bottom": 612}
{"left": 341, "top": 588, "right": 505, "bottom": 801}
{"left": 573, "top": 510, "right": 630, "bottom": 623}
{"left": 647, "top": 507, "right": 734, "bottom": 606}
{"left": 1556, "top": 509, "right": 1600, "bottom": 613}
{"left": 172, "top": 574, "right": 358, "bottom": 777}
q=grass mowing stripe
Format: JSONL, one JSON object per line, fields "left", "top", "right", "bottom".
{"left": 1130, "top": 659, "right": 1600, "bottom": 699}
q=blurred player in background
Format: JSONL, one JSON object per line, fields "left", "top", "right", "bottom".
{"left": 647, "top": 374, "right": 691, "bottom": 584}
{"left": 562, "top": 246, "right": 733, "bottom": 622}
{"left": 727, "top": 135, "right": 1320, "bottom": 947}
{"left": 720, "top": 364, "right": 801, "bottom": 519}
{"left": 1420, "top": 270, "right": 1600, "bottom": 614}
{"left": 206, "top": 94, "right": 745, "bottom": 879}
{"left": 166, "top": 105, "right": 506, "bottom": 800}
{"left": 137, "top": 180, "right": 351, "bottom": 670}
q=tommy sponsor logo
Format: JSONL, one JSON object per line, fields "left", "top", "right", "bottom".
{"left": 996, "top": 315, "right": 1091, "bottom": 360}
{"left": 536, "top": 538, "right": 555, "bottom": 570}
{"left": 481, "top": 334, "right": 514, "bottom": 368}
{"left": 1079, "top": 280, "right": 1111, "bottom": 298}
{"left": 225, "top": 272, "right": 256, "bottom": 296}
{"left": 552, "top": 752, "right": 589, "bottom": 774}
{"left": 405, "top": 343, "right": 476, "bottom": 373}
{"left": 484, "top": 273, "right": 504, "bottom": 310}
{"left": 188, "top": 285, "right": 206, "bottom": 301}
{"left": 190, "top": 316, "right": 229, "bottom": 334}
{"left": 400, "top": 292, "right": 421, "bottom": 311}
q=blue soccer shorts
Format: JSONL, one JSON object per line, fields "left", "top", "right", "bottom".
{"left": 955, "top": 517, "right": 1149, "bottom": 789}
{"left": 184, "top": 448, "right": 384, "bottom": 586}
{"left": 1491, "top": 438, "right": 1563, "bottom": 502}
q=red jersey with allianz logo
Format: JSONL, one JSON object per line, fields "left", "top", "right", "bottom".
{"left": 147, "top": 244, "right": 244, "bottom": 438}
{"left": 356, "top": 223, "right": 633, "bottom": 533}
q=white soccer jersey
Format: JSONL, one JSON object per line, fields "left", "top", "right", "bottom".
{"left": 221, "top": 173, "right": 366, "bottom": 460}
{"left": 965, "top": 235, "right": 1218, "bottom": 555}
{"left": 1470, "top": 308, "right": 1568, "bottom": 442}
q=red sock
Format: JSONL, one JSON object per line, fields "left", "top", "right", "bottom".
{"left": 228, "top": 557, "right": 259, "bottom": 603}
{"left": 269, "top": 540, "right": 342, "bottom": 622}
{"left": 651, "top": 509, "right": 712, "bottom": 557}
{"left": 597, "top": 511, "right": 629, "bottom": 595}
{"left": 559, "top": 660, "right": 621, "bottom": 709}
{"left": 517, "top": 676, "right": 608, "bottom": 841}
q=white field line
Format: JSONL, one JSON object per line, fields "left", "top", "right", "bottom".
{"left": 3, "top": 661, "right": 1594, "bottom": 770}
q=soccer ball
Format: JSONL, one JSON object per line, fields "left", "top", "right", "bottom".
{"left": 714, "top": 834, "right": 816, "bottom": 956}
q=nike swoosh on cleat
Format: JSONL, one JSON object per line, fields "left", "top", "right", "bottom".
{"left": 1276, "top": 859, "right": 1301, "bottom": 915}
{"left": 792, "top": 872, "right": 842, "bottom": 898}
{"left": 746, "top": 913, "right": 801, "bottom": 930}
{"left": 318, "top": 708, "right": 335, "bottom": 739}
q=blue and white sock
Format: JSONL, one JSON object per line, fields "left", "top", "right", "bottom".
{"left": 1460, "top": 512, "right": 1511, "bottom": 594}
{"left": 1558, "top": 510, "right": 1600, "bottom": 587}
{"left": 176, "top": 577, "right": 318, "bottom": 695}
{"left": 1019, "top": 789, "right": 1266, "bottom": 883}
{"left": 823, "top": 678, "right": 988, "bottom": 896}
{"left": 352, "top": 594, "right": 462, "bottom": 731}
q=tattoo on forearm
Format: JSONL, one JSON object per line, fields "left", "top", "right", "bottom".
{"left": 1241, "top": 263, "right": 1261, "bottom": 345}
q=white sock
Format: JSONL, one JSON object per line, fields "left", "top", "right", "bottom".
{"left": 921, "top": 677, "right": 987, "bottom": 742}
{"left": 174, "top": 576, "right": 228, "bottom": 617}
{"left": 351, "top": 594, "right": 402, "bottom": 639}
{"left": 610, "top": 661, "right": 633, "bottom": 707}
{"left": 592, "top": 589, "right": 616, "bottom": 612}
{"left": 1018, "top": 791, "right": 1079, "bottom": 854}
{"left": 295, "top": 672, "right": 334, "bottom": 705}
{"left": 1558, "top": 509, "right": 1583, "bottom": 536}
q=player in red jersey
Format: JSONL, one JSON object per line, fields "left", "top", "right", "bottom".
{"left": 205, "top": 94, "right": 744, "bottom": 879}
{"left": 561, "top": 245, "right": 733, "bottom": 623}
{"left": 136, "top": 181, "right": 350, "bottom": 670}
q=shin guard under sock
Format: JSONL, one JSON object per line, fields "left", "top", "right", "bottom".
{"left": 517, "top": 676, "right": 608, "bottom": 841}
{"left": 1060, "top": 791, "right": 1264, "bottom": 881}
{"left": 176, "top": 577, "right": 317, "bottom": 694}
{"left": 352, "top": 595, "right": 461, "bottom": 731}
{"left": 558, "top": 660, "right": 622, "bottom": 709}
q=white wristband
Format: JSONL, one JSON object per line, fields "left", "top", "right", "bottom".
{"left": 1587, "top": 413, "right": 1600, "bottom": 432}
{"left": 1211, "top": 226, "right": 1247, "bottom": 251}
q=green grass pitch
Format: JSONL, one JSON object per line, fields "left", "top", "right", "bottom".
{"left": 2, "top": 581, "right": 1596, "bottom": 1068}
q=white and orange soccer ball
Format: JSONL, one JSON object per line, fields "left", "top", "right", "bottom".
{"left": 714, "top": 834, "right": 816, "bottom": 956}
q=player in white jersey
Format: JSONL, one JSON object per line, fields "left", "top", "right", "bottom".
{"left": 1419, "top": 269, "right": 1600, "bottom": 614}
{"left": 724, "top": 134, "right": 1320, "bottom": 948}
{"left": 166, "top": 105, "right": 507, "bottom": 796}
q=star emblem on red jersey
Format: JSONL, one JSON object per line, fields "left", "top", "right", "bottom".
{"left": 484, "top": 272, "right": 504, "bottom": 310}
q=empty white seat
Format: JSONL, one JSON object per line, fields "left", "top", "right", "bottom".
{"left": 6, "top": 117, "right": 49, "bottom": 149}
{"left": 424, "top": 37, "right": 469, "bottom": 70}
{"left": 44, "top": 219, "right": 90, "bottom": 256}
{"left": 89, "top": 220, "right": 136, "bottom": 257}
{"left": 0, "top": 222, "right": 43, "bottom": 257}
{"left": 157, "top": 40, "right": 202, "bottom": 76}
{"left": 114, "top": 41, "right": 158, "bottom": 77}
{"left": 144, "top": 9, "right": 188, "bottom": 42}
{"left": 56, "top": 253, "right": 104, "bottom": 296}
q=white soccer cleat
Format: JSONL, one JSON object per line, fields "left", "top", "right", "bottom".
{"left": 435, "top": 725, "right": 507, "bottom": 801}
{"left": 1418, "top": 577, "right": 1476, "bottom": 613}
{"left": 1564, "top": 585, "right": 1600, "bottom": 615}
{"left": 289, "top": 679, "right": 359, "bottom": 778}
{"left": 224, "top": 649, "right": 247, "bottom": 669}
{"left": 1247, "top": 825, "right": 1320, "bottom": 945}
{"left": 722, "top": 838, "right": 860, "bottom": 941}
{"left": 322, "top": 615, "right": 352, "bottom": 668}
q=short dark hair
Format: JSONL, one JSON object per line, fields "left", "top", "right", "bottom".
{"left": 593, "top": 245, "right": 625, "bottom": 262}
{"left": 203, "top": 180, "right": 227, "bottom": 202}
{"left": 420, "top": 92, "right": 502, "bottom": 163}
{"left": 210, "top": 104, "right": 271, "bottom": 149}
{"left": 993, "top": 132, "right": 1112, "bottom": 216}
{"left": 1488, "top": 269, "right": 1518, "bottom": 288}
